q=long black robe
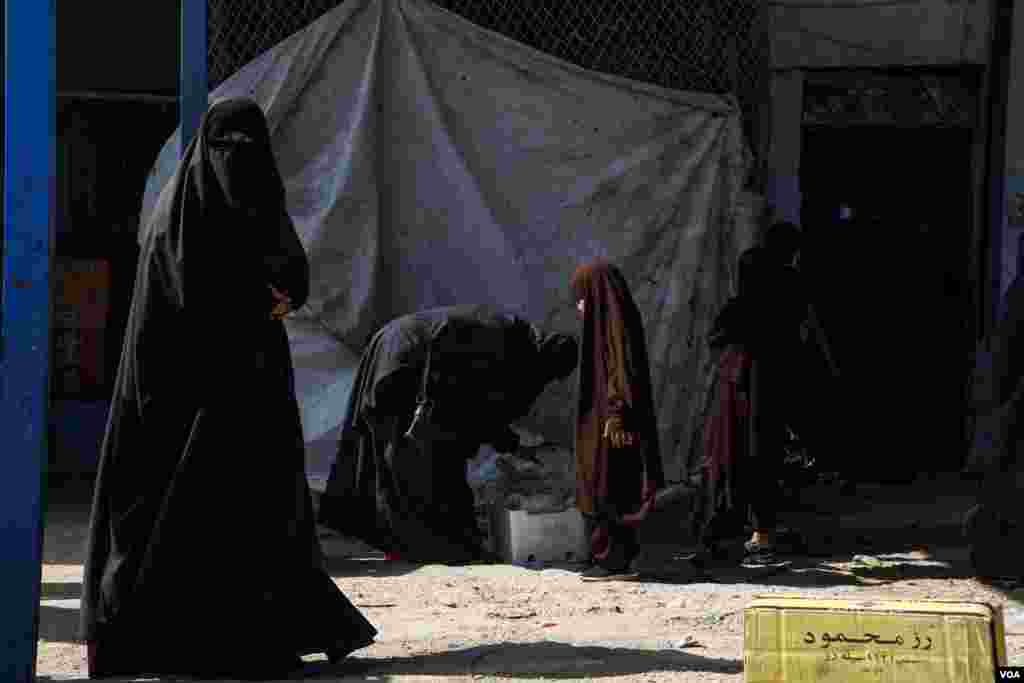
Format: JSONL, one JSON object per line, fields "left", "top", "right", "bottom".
{"left": 318, "top": 304, "right": 577, "bottom": 564}
{"left": 80, "top": 98, "right": 377, "bottom": 679}
{"left": 688, "top": 246, "right": 810, "bottom": 545}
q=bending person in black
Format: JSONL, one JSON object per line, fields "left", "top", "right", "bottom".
{"left": 318, "top": 304, "right": 579, "bottom": 564}
{"left": 81, "top": 98, "right": 377, "bottom": 680}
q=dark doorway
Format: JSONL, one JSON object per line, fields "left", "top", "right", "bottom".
{"left": 800, "top": 125, "right": 974, "bottom": 480}
{"left": 50, "top": 97, "right": 178, "bottom": 474}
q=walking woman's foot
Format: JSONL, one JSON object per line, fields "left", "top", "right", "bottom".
{"left": 741, "top": 552, "right": 790, "bottom": 569}
{"left": 744, "top": 539, "right": 775, "bottom": 555}
{"left": 474, "top": 548, "right": 502, "bottom": 564}
{"left": 84, "top": 640, "right": 128, "bottom": 679}
{"left": 327, "top": 637, "right": 376, "bottom": 665}
{"left": 581, "top": 565, "right": 641, "bottom": 582}
{"left": 741, "top": 540, "right": 791, "bottom": 569}
{"left": 85, "top": 648, "right": 111, "bottom": 679}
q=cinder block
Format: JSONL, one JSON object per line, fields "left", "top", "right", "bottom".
{"left": 489, "top": 505, "right": 589, "bottom": 564}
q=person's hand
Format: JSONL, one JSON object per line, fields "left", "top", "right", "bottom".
{"left": 603, "top": 417, "right": 637, "bottom": 449}
{"left": 269, "top": 284, "right": 293, "bottom": 320}
{"left": 610, "top": 430, "right": 637, "bottom": 449}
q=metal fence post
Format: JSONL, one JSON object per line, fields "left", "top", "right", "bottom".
{"left": 180, "top": 0, "right": 208, "bottom": 158}
{"left": 0, "top": 1, "right": 56, "bottom": 681}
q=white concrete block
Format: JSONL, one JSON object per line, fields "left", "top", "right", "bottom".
{"left": 490, "top": 505, "right": 589, "bottom": 564}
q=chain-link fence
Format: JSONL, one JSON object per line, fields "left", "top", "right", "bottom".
{"left": 208, "top": 0, "right": 768, "bottom": 170}
{"left": 208, "top": 0, "right": 342, "bottom": 87}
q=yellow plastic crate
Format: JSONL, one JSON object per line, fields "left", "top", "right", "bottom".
{"left": 744, "top": 595, "right": 1007, "bottom": 682}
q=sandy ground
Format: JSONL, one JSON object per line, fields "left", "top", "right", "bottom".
{"left": 35, "top": 479, "right": 1024, "bottom": 682}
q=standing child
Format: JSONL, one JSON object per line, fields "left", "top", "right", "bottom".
{"left": 570, "top": 260, "right": 665, "bottom": 581}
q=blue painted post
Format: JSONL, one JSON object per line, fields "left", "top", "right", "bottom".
{"left": 0, "top": 1, "right": 56, "bottom": 681}
{"left": 180, "top": 0, "right": 208, "bottom": 158}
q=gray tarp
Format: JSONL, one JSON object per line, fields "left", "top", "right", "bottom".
{"left": 141, "top": 0, "right": 751, "bottom": 481}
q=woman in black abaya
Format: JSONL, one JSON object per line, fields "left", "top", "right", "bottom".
{"left": 690, "top": 222, "right": 827, "bottom": 567}
{"left": 318, "top": 304, "right": 579, "bottom": 564}
{"left": 80, "top": 98, "right": 377, "bottom": 680}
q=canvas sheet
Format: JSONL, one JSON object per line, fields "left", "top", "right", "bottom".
{"left": 142, "top": 0, "right": 750, "bottom": 480}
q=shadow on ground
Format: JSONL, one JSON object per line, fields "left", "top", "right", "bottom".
{"left": 38, "top": 604, "right": 84, "bottom": 645}
{"left": 360, "top": 642, "right": 743, "bottom": 677}
{"left": 323, "top": 556, "right": 420, "bottom": 579}
{"left": 42, "top": 581, "right": 83, "bottom": 600}
{"left": 621, "top": 537, "right": 976, "bottom": 589}
{"left": 37, "top": 640, "right": 743, "bottom": 681}
{"left": 38, "top": 581, "right": 84, "bottom": 645}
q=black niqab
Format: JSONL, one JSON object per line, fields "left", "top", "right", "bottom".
{"left": 81, "top": 98, "right": 375, "bottom": 679}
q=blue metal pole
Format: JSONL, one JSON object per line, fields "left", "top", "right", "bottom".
{"left": 1, "top": 0, "right": 56, "bottom": 681}
{"left": 180, "top": 0, "right": 208, "bottom": 158}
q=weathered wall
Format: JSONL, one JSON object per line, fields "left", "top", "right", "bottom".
{"left": 766, "top": 0, "right": 995, "bottom": 226}
{"left": 766, "top": 70, "right": 804, "bottom": 225}
{"left": 1000, "top": 2, "right": 1024, "bottom": 296}
{"left": 771, "top": 0, "right": 991, "bottom": 70}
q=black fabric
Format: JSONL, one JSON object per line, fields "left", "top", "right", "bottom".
{"left": 317, "top": 304, "right": 577, "bottom": 563}
{"left": 738, "top": 246, "right": 807, "bottom": 531}
{"left": 80, "top": 98, "right": 376, "bottom": 679}
{"left": 691, "top": 246, "right": 810, "bottom": 545}
{"left": 746, "top": 358, "right": 787, "bottom": 532}
{"left": 688, "top": 347, "right": 748, "bottom": 550}
{"left": 994, "top": 275, "right": 1024, "bottom": 455}
{"left": 583, "top": 437, "right": 644, "bottom": 573}
{"left": 737, "top": 246, "right": 806, "bottom": 358}
{"left": 707, "top": 297, "right": 751, "bottom": 351}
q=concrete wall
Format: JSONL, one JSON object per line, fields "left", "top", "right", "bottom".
{"left": 1000, "top": 2, "right": 1024, "bottom": 297}
{"left": 767, "top": 70, "right": 804, "bottom": 225}
{"left": 772, "top": 0, "right": 991, "bottom": 70}
{"left": 765, "top": 0, "right": 996, "bottom": 226}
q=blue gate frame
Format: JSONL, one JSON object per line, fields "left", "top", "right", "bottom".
{"left": 1, "top": 1, "right": 55, "bottom": 681}
{"left": 0, "top": 1, "right": 205, "bottom": 678}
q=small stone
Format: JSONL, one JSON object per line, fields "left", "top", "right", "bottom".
{"left": 488, "top": 608, "right": 538, "bottom": 620}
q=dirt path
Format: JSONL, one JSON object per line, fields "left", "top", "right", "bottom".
{"left": 35, "top": 503, "right": 1024, "bottom": 682}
